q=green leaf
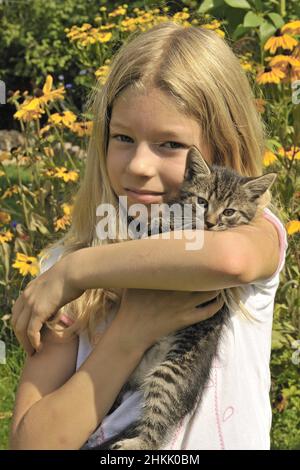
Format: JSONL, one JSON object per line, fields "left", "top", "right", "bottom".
{"left": 232, "top": 24, "right": 249, "bottom": 40}
{"left": 267, "top": 13, "right": 285, "bottom": 29}
{"left": 198, "top": 0, "right": 224, "bottom": 13}
{"left": 253, "top": 0, "right": 263, "bottom": 10}
{"left": 272, "top": 330, "right": 287, "bottom": 350}
{"left": 243, "top": 11, "right": 263, "bottom": 27}
{"left": 224, "top": 0, "right": 251, "bottom": 8}
{"left": 259, "top": 20, "right": 277, "bottom": 44}
{"left": 266, "top": 139, "right": 282, "bottom": 151}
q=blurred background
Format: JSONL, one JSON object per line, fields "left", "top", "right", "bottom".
{"left": 0, "top": 0, "right": 299, "bottom": 450}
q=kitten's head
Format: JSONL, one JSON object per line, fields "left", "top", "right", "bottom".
{"left": 177, "top": 146, "right": 277, "bottom": 231}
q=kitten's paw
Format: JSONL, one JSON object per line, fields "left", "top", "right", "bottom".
{"left": 110, "top": 437, "right": 150, "bottom": 451}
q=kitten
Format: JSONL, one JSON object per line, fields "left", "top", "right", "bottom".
{"left": 93, "top": 146, "right": 277, "bottom": 450}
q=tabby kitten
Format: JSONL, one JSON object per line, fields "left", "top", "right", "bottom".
{"left": 94, "top": 146, "right": 277, "bottom": 450}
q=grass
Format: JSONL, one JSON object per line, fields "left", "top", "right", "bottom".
{"left": 0, "top": 337, "right": 25, "bottom": 450}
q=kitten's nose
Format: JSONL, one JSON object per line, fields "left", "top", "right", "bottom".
{"left": 206, "top": 221, "right": 216, "bottom": 229}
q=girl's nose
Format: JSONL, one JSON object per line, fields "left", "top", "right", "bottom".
{"left": 126, "top": 144, "right": 157, "bottom": 177}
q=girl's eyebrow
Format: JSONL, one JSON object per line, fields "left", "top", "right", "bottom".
{"left": 110, "top": 122, "right": 185, "bottom": 138}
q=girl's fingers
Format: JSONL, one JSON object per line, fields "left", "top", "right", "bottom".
{"left": 13, "top": 306, "right": 35, "bottom": 356}
{"left": 188, "top": 294, "right": 224, "bottom": 325}
{"left": 193, "top": 290, "right": 222, "bottom": 308}
{"left": 27, "top": 316, "right": 44, "bottom": 352}
{"left": 11, "top": 295, "right": 24, "bottom": 329}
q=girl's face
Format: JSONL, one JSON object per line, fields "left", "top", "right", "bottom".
{"left": 107, "top": 87, "right": 212, "bottom": 210}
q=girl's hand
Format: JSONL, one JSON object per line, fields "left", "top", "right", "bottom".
{"left": 109, "top": 288, "right": 225, "bottom": 353}
{"left": 11, "top": 260, "right": 85, "bottom": 356}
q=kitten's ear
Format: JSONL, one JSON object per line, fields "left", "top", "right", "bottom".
{"left": 242, "top": 173, "right": 277, "bottom": 199}
{"left": 184, "top": 146, "right": 211, "bottom": 181}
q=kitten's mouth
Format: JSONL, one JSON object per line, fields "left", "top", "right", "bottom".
{"left": 205, "top": 224, "right": 226, "bottom": 231}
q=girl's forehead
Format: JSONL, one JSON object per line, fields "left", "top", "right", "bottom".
{"left": 112, "top": 86, "right": 182, "bottom": 111}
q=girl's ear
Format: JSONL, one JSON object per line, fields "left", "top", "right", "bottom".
{"left": 184, "top": 145, "right": 211, "bottom": 181}
{"left": 242, "top": 173, "right": 277, "bottom": 199}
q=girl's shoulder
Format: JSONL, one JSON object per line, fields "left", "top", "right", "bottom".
{"left": 260, "top": 207, "right": 288, "bottom": 283}
{"left": 263, "top": 207, "right": 288, "bottom": 279}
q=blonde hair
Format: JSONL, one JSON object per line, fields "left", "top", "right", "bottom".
{"left": 40, "top": 20, "right": 279, "bottom": 341}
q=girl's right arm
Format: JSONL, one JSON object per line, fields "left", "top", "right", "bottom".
{"left": 9, "top": 321, "right": 146, "bottom": 450}
{"left": 10, "top": 288, "right": 223, "bottom": 449}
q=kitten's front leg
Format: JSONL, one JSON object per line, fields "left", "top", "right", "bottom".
{"left": 93, "top": 423, "right": 147, "bottom": 450}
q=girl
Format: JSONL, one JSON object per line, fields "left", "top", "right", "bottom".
{"left": 10, "top": 21, "right": 287, "bottom": 450}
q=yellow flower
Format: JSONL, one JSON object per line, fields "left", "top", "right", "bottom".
{"left": 48, "top": 111, "right": 77, "bottom": 128}
{"left": 108, "top": 6, "right": 127, "bottom": 17}
{"left": 201, "top": 20, "right": 225, "bottom": 37}
{"left": 54, "top": 167, "right": 79, "bottom": 182}
{"left": 1, "top": 185, "right": 19, "bottom": 199}
{"left": 70, "top": 121, "right": 93, "bottom": 136}
{"left": 43, "top": 146, "right": 54, "bottom": 158}
{"left": 0, "top": 150, "right": 12, "bottom": 162}
{"left": 278, "top": 146, "right": 300, "bottom": 160}
{"left": 286, "top": 220, "right": 300, "bottom": 235}
{"left": 173, "top": 12, "right": 190, "bottom": 22}
{"left": 96, "top": 31, "right": 112, "bottom": 43}
{"left": 39, "top": 124, "right": 51, "bottom": 137}
{"left": 256, "top": 66, "right": 286, "bottom": 84}
{"left": 95, "top": 65, "right": 110, "bottom": 84}
{"left": 0, "top": 170, "right": 5, "bottom": 177}
{"left": 267, "top": 52, "right": 300, "bottom": 82}
{"left": 240, "top": 60, "right": 252, "bottom": 72}
{"left": 281, "top": 21, "right": 300, "bottom": 35}
{"left": 14, "top": 97, "right": 44, "bottom": 122}
{"left": 0, "top": 230, "right": 13, "bottom": 244}
{"left": 263, "top": 150, "right": 277, "bottom": 167}
{"left": 264, "top": 30, "right": 298, "bottom": 54}
{"left": 42, "top": 168, "right": 56, "bottom": 177}
{"left": 66, "top": 24, "right": 112, "bottom": 46}
{"left": 12, "top": 253, "right": 39, "bottom": 276}
{"left": 62, "top": 202, "right": 74, "bottom": 216}
{"left": 0, "top": 211, "right": 11, "bottom": 225}
{"left": 38, "top": 75, "right": 66, "bottom": 105}
{"left": 53, "top": 214, "right": 71, "bottom": 232}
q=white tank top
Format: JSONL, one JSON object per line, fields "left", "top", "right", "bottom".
{"left": 41, "top": 208, "right": 288, "bottom": 450}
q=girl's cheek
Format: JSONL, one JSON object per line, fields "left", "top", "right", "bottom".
{"left": 163, "top": 161, "right": 186, "bottom": 191}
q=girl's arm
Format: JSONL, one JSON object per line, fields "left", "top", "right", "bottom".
{"left": 67, "top": 217, "right": 280, "bottom": 293}
{"left": 10, "top": 322, "right": 145, "bottom": 450}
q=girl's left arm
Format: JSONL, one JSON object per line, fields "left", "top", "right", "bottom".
{"left": 67, "top": 215, "right": 280, "bottom": 292}
{"left": 223, "top": 215, "right": 280, "bottom": 283}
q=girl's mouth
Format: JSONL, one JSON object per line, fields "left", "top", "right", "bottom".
{"left": 124, "top": 188, "right": 166, "bottom": 204}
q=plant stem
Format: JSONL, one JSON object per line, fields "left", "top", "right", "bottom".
{"left": 45, "top": 108, "right": 77, "bottom": 170}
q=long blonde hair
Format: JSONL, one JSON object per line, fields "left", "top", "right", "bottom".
{"left": 40, "top": 21, "right": 278, "bottom": 341}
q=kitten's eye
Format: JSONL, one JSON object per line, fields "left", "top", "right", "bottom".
{"left": 197, "top": 197, "right": 208, "bottom": 208}
{"left": 223, "top": 209, "right": 235, "bottom": 216}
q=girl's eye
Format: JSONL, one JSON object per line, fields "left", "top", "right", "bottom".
{"left": 197, "top": 197, "right": 208, "bottom": 208}
{"left": 111, "top": 134, "right": 133, "bottom": 143}
{"left": 162, "top": 141, "right": 185, "bottom": 149}
{"left": 223, "top": 208, "right": 235, "bottom": 216}
{"left": 110, "top": 135, "right": 185, "bottom": 149}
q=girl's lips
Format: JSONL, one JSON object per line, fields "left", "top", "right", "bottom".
{"left": 124, "top": 188, "right": 166, "bottom": 203}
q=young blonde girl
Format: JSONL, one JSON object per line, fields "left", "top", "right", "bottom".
{"left": 10, "top": 21, "right": 287, "bottom": 450}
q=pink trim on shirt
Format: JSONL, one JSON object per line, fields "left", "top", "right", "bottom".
{"left": 262, "top": 208, "right": 287, "bottom": 277}
{"left": 59, "top": 313, "right": 75, "bottom": 326}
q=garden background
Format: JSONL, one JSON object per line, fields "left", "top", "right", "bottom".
{"left": 0, "top": 0, "right": 299, "bottom": 450}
